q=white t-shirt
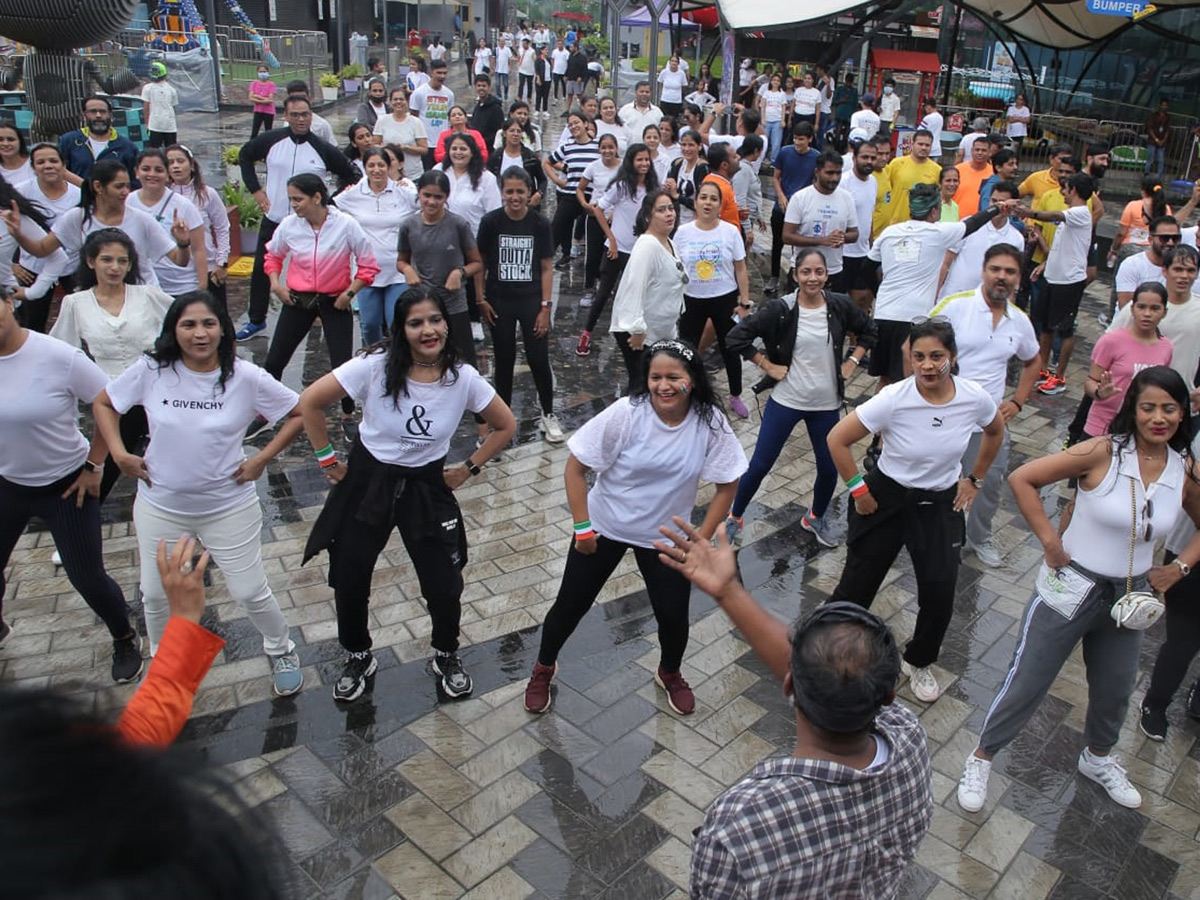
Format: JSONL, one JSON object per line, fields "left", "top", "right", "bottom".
{"left": 1109, "top": 294, "right": 1200, "bottom": 387}
{"left": 596, "top": 120, "right": 629, "bottom": 156}
{"left": 783, "top": 186, "right": 859, "bottom": 274}
{"left": 141, "top": 81, "right": 179, "bottom": 132}
{"left": 1006, "top": 105, "right": 1029, "bottom": 138}
{"left": 518, "top": 48, "right": 537, "bottom": 76}
{"left": 474, "top": 47, "right": 493, "bottom": 72}
{"left": 792, "top": 87, "right": 821, "bottom": 116}
{"left": 409, "top": 83, "right": 456, "bottom": 143}
{"left": 551, "top": 47, "right": 570, "bottom": 75}
{"left": 849, "top": 109, "right": 880, "bottom": 139}
{"left": 333, "top": 354, "right": 495, "bottom": 466}
{"left": 125, "top": 190, "right": 205, "bottom": 295}
{"left": 1115, "top": 250, "right": 1166, "bottom": 296}
{"left": 772, "top": 303, "right": 839, "bottom": 412}
{"left": 879, "top": 93, "right": 901, "bottom": 122}
{"left": 1, "top": 158, "right": 32, "bottom": 184}
{"left": 568, "top": 397, "right": 747, "bottom": 548}
{"left": 0, "top": 331, "right": 108, "bottom": 485}
{"left": 674, "top": 220, "right": 745, "bottom": 298}
{"left": 918, "top": 112, "right": 944, "bottom": 156}
{"left": 106, "top": 358, "right": 299, "bottom": 516}
{"left": 856, "top": 377, "right": 997, "bottom": 490}
{"left": 427, "top": 43, "right": 446, "bottom": 61}
{"left": 52, "top": 206, "right": 176, "bottom": 288}
{"left": 760, "top": 90, "right": 788, "bottom": 124}
{"left": 657, "top": 68, "right": 688, "bottom": 105}
{"left": 88, "top": 135, "right": 109, "bottom": 160}
{"left": 939, "top": 219, "right": 1025, "bottom": 299}
{"left": 930, "top": 289, "right": 1040, "bottom": 405}
{"left": 443, "top": 166, "right": 503, "bottom": 234}
{"left": 494, "top": 46, "right": 512, "bottom": 74}
{"left": 958, "top": 132, "right": 985, "bottom": 160}
{"left": 582, "top": 159, "right": 620, "bottom": 199}
{"left": 597, "top": 183, "right": 646, "bottom": 254}
{"left": 49, "top": 284, "right": 175, "bottom": 377}
{"left": 373, "top": 114, "right": 427, "bottom": 180}
{"left": 838, "top": 171, "right": 877, "bottom": 258}
{"left": 869, "top": 220, "right": 967, "bottom": 321}
{"left": 1044, "top": 205, "right": 1093, "bottom": 285}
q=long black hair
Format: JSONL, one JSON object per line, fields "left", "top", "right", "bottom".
{"left": 0, "top": 172, "right": 49, "bottom": 232}
{"left": 1142, "top": 175, "right": 1167, "bottom": 222}
{"left": 0, "top": 121, "right": 29, "bottom": 164}
{"left": 74, "top": 228, "right": 141, "bottom": 289}
{"left": 441, "top": 132, "right": 485, "bottom": 190}
{"left": 629, "top": 338, "right": 725, "bottom": 430}
{"left": 1109, "top": 366, "right": 1196, "bottom": 461}
{"left": 634, "top": 189, "right": 675, "bottom": 237}
{"left": 148, "top": 291, "right": 237, "bottom": 393}
{"left": 374, "top": 285, "right": 462, "bottom": 406}
{"left": 506, "top": 99, "right": 538, "bottom": 143}
{"left": 79, "top": 158, "right": 128, "bottom": 229}
{"left": 615, "top": 142, "right": 659, "bottom": 199}
{"left": 165, "top": 143, "right": 211, "bottom": 206}
{"left": 344, "top": 122, "right": 372, "bottom": 161}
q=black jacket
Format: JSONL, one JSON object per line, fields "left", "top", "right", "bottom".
{"left": 566, "top": 51, "right": 588, "bottom": 82}
{"left": 470, "top": 94, "right": 506, "bottom": 149}
{"left": 667, "top": 156, "right": 710, "bottom": 212}
{"left": 726, "top": 291, "right": 877, "bottom": 401}
{"left": 487, "top": 144, "right": 548, "bottom": 198}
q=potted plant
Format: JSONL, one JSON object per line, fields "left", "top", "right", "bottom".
{"left": 319, "top": 72, "right": 340, "bottom": 103}
{"left": 221, "top": 181, "right": 265, "bottom": 256}
{"left": 222, "top": 145, "right": 243, "bottom": 185}
{"left": 339, "top": 63, "right": 364, "bottom": 94}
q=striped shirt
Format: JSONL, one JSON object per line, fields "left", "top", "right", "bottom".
{"left": 548, "top": 138, "right": 600, "bottom": 194}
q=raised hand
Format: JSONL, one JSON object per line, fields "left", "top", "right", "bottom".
{"left": 170, "top": 210, "right": 191, "bottom": 245}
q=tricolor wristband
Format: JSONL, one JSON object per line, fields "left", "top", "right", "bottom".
{"left": 314, "top": 443, "right": 337, "bottom": 468}
{"left": 575, "top": 529, "right": 596, "bottom": 541}
{"left": 573, "top": 520, "right": 593, "bottom": 534}
{"left": 846, "top": 473, "right": 869, "bottom": 498}
{"left": 851, "top": 482, "right": 869, "bottom": 498}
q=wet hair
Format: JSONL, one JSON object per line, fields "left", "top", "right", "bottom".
{"left": 615, "top": 142, "right": 659, "bottom": 198}
{"left": 287, "top": 172, "right": 333, "bottom": 207}
{"left": 1141, "top": 175, "right": 1167, "bottom": 221}
{"left": 344, "top": 122, "right": 373, "bottom": 160}
{"left": 990, "top": 148, "right": 1017, "bottom": 169}
{"left": 75, "top": 228, "right": 141, "bottom": 289}
{"left": 148, "top": 291, "right": 237, "bottom": 393}
{"left": 0, "top": 687, "right": 292, "bottom": 899}
{"left": 628, "top": 338, "right": 725, "bottom": 429}
{"left": 983, "top": 242, "right": 1023, "bottom": 269}
{"left": 500, "top": 165, "right": 534, "bottom": 193}
{"left": 1150, "top": 215, "right": 1180, "bottom": 235}
{"left": 164, "top": 143, "right": 211, "bottom": 206}
{"left": 1063, "top": 172, "right": 1094, "bottom": 201}
{"left": 816, "top": 148, "right": 841, "bottom": 170}
{"left": 791, "top": 121, "right": 814, "bottom": 139}
{"left": 1109, "top": 366, "right": 1196, "bottom": 460}
{"left": 1164, "top": 244, "right": 1199, "bottom": 271}
{"left": 1133, "top": 281, "right": 1168, "bottom": 307}
{"left": 441, "top": 132, "right": 485, "bottom": 190}
{"left": 633, "top": 188, "right": 674, "bottom": 236}
{"left": 79, "top": 158, "right": 129, "bottom": 228}
{"left": 415, "top": 169, "right": 451, "bottom": 195}
{"left": 909, "top": 317, "right": 958, "bottom": 364}
{"left": 0, "top": 173, "right": 49, "bottom": 232}
{"left": 373, "top": 285, "right": 462, "bottom": 402}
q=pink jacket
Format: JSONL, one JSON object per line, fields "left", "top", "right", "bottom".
{"left": 264, "top": 207, "right": 380, "bottom": 294}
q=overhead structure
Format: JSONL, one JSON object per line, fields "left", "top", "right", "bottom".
{"left": 713, "top": 0, "right": 1200, "bottom": 47}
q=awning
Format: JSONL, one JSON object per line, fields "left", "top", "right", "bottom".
{"left": 552, "top": 11, "right": 593, "bottom": 21}
{"left": 714, "top": 0, "right": 1200, "bottom": 49}
{"left": 620, "top": 7, "right": 702, "bottom": 30}
{"left": 868, "top": 49, "right": 942, "bottom": 74}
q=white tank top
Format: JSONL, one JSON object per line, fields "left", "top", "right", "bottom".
{"left": 1063, "top": 443, "right": 1186, "bottom": 579}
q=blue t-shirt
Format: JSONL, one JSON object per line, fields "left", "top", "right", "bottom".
{"left": 566, "top": 30, "right": 577, "bottom": 45}
{"left": 772, "top": 146, "right": 820, "bottom": 211}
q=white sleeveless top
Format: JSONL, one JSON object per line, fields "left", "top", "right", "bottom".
{"left": 1063, "top": 443, "right": 1186, "bottom": 579}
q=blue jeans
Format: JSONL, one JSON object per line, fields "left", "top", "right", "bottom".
{"left": 765, "top": 120, "right": 783, "bottom": 163}
{"left": 495, "top": 72, "right": 509, "bottom": 100}
{"left": 1145, "top": 144, "right": 1165, "bottom": 178}
{"left": 732, "top": 399, "right": 840, "bottom": 519}
{"left": 358, "top": 283, "right": 407, "bottom": 345}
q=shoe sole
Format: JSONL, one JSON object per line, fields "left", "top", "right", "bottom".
{"left": 575, "top": 348, "right": 590, "bottom": 356}
{"left": 543, "top": 431, "right": 566, "bottom": 443}
{"left": 236, "top": 329, "right": 267, "bottom": 342}
{"left": 901, "top": 662, "right": 942, "bottom": 702}
{"left": 1078, "top": 765, "right": 1142, "bottom": 808}
{"left": 431, "top": 656, "right": 473, "bottom": 698}
{"left": 114, "top": 658, "right": 145, "bottom": 684}
{"left": 333, "top": 656, "right": 378, "bottom": 702}
{"left": 525, "top": 663, "right": 557, "bottom": 713}
{"left": 654, "top": 671, "right": 694, "bottom": 715}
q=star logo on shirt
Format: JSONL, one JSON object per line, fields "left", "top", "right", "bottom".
{"left": 162, "top": 398, "right": 169, "bottom": 406}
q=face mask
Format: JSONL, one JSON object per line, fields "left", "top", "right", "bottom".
{"left": 883, "top": 86, "right": 893, "bottom": 95}
{"left": 258, "top": 72, "right": 269, "bottom": 80}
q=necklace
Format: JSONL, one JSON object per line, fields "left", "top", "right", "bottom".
{"left": 413, "top": 359, "right": 440, "bottom": 368}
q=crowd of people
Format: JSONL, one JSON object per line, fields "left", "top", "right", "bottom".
{"left": 4, "top": 40, "right": 1200, "bottom": 899}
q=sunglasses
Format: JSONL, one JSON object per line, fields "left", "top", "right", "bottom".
{"left": 1153, "top": 233, "right": 1181, "bottom": 243}
{"left": 910, "top": 314, "right": 951, "bottom": 326}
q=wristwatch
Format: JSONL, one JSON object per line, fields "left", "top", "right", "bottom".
{"left": 458, "top": 266, "right": 468, "bottom": 281}
{"left": 466, "top": 459, "right": 481, "bottom": 477}
{"left": 541, "top": 300, "right": 552, "bottom": 309}
{"left": 1174, "top": 558, "right": 1191, "bottom": 577}
{"left": 966, "top": 474, "right": 982, "bottom": 489}
{"left": 83, "top": 459, "right": 103, "bottom": 474}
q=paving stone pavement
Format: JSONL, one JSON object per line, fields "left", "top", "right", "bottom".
{"left": 5, "top": 82, "right": 1200, "bottom": 899}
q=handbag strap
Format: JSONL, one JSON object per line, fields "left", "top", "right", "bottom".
{"left": 1127, "top": 475, "right": 1137, "bottom": 597}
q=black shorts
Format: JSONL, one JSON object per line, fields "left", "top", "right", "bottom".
{"left": 826, "top": 269, "right": 848, "bottom": 294}
{"left": 1036, "top": 280, "right": 1086, "bottom": 337}
{"left": 868, "top": 319, "right": 911, "bottom": 381}
{"left": 841, "top": 255, "right": 877, "bottom": 292}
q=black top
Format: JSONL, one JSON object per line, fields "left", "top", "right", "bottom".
{"left": 476, "top": 207, "right": 554, "bottom": 303}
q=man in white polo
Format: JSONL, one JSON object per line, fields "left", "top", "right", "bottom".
{"left": 937, "top": 181, "right": 1025, "bottom": 301}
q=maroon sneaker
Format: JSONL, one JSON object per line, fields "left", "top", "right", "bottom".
{"left": 524, "top": 661, "right": 557, "bottom": 713}
{"left": 655, "top": 666, "right": 695, "bottom": 715}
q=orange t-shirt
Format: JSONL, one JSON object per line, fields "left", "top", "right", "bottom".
{"left": 703, "top": 173, "right": 741, "bottom": 228}
{"left": 954, "top": 161, "right": 992, "bottom": 218}
{"left": 1120, "top": 198, "right": 1172, "bottom": 247}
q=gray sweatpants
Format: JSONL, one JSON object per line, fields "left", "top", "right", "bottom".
{"left": 978, "top": 564, "right": 1146, "bottom": 756}
{"left": 960, "top": 428, "right": 1011, "bottom": 548}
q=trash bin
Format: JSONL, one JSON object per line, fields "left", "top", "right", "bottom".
{"left": 387, "top": 47, "right": 404, "bottom": 78}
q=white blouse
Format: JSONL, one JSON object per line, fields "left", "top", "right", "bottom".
{"left": 609, "top": 233, "right": 687, "bottom": 342}
{"left": 442, "top": 166, "right": 503, "bottom": 234}
{"left": 49, "top": 284, "right": 175, "bottom": 377}
{"left": 335, "top": 178, "right": 418, "bottom": 287}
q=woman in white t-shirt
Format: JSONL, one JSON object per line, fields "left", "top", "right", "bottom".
{"left": 297, "top": 286, "right": 516, "bottom": 703}
{"left": 473, "top": 39, "right": 493, "bottom": 76}
{"left": 826, "top": 317, "right": 1004, "bottom": 702}
{"left": 0, "top": 176, "right": 67, "bottom": 326}
{"left": 792, "top": 72, "right": 822, "bottom": 137}
{"left": 11, "top": 143, "right": 80, "bottom": 328}
{"left": 663, "top": 130, "right": 708, "bottom": 226}
{"left": 576, "top": 133, "right": 622, "bottom": 303}
{"left": 1005, "top": 94, "right": 1031, "bottom": 147}
{"left": 95, "top": 292, "right": 305, "bottom": 696}
{"left": 596, "top": 96, "right": 629, "bottom": 156}
{"left": 757, "top": 72, "right": 789, "bottom": 164}
{"left": 657, "top": 56, "right": 689, "bottom": 118}
{"left": 373, "top": 87, "right": 430, "bottom": 181}
{"left": 523, "top": 339, "right": 747, "bottom": 715}
{"left": 675, "top": 181, "right": 751, "bottom": 418}
{"left": 0, "top": 289, "right": 141, "bottom": 684}
{"left": 640, "top": 122, "right": 671, "bottom": 185}
{"left": 3, "top": 158, "right": 191, "bottom": 290}
{"left": 0, "top": 124, "right": 32, "bottom": 187}
{"left": 126, "top": 149, "right": 208, "bottom": 296}
{"left": 658, "top": 117, "right": 681, "bottom": 163}
{"left": 166, "top": 144, "right": 232, "bottom": 308}
{"left": 50, "top": 228, "right": 173, "bottom": 502}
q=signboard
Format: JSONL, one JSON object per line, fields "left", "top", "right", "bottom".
{"left": 1085, "top": 0, "right": 1155, "bottom": 15}
{"left": 992, "top": 42, "right": 1014, "bottom": 76}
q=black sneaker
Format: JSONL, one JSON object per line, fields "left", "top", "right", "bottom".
{"left": 333, "top": 651, "right": 377, "bottom": 702}
{"left": 1188, "top": 678, "right": 1200, "bottom": 720}
{"left": 112, "top": 633, "right": 144, "bottom": 683}
{"left": 431, "top": 652, "right": 473, "bottom": 698}
{"left": 1140, "top": 704, "right": 1168, "bottom": 742}
{"left": 244, "top": 415, "right": 271, "bottom": 442}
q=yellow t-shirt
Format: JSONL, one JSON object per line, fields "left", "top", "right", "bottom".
{"left": 883, "top": 155, "right": 942, "bottom": 226}
{"left": 872, "top": 167, "right": 892, "bottom": 240}
{"left": 1019, "top": 168, "right": 1059, "bottom": 203}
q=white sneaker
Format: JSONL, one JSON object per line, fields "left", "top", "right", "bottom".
{"left": 579, "top": 291, "right": 594, "bottom": 308}
{"left": 1077, "top": 750, "right": 1142, "bottom": 808}
{"left": 957, "top": 753, "right": 992, "bottom": 812}
{"left": 901, "top": 660, "right": 942, "bottom": 702}
{"left": 541, "top": 413, "right": 566, "bottom": 443}
{"left": 471, "top": 321, "right": 485, "bottom": 342}
{"left": 967, "top": 538, "right": 1004, "bottom": 568}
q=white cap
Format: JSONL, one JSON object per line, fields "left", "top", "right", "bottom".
{"left": 848, "top": 127, "right": 870, "bottom": 144}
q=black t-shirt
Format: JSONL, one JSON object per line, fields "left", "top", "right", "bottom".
{"left": 477, "top": 208, "right": 553, "bottom": 303}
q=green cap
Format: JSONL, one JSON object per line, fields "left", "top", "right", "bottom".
{"left": 150, "top": 62, "right": 168, "bottom": 79}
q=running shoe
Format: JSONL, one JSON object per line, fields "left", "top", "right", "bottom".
{"left": 270, "top": 649, "right": 303, "bottom": 696}
{"left": 655, "top": 666, "right": 695, "bottom": 715}
{"left": 333, "top": 651, "right": 377, "bottom": 702}
{"left": 901, "top": 660, "right": 942, "bottom": 702}
{"left": 1078, "top": 750, "right": 1141, "bottom": 808}
{"left": 235, "top": 321, "right": 267, "bottom": 341}
{"left": 432, "top": 652, "right": 473, "bottom": 698}
{"left": 541, "top": 413, "right": 566, "bottom": 443}
{"left": 524, "top": 661, "right": 557, "bottom": 713}
{"left": 1037, "top": 375, "right": 1067, "bottom": 395}
{"left": 112, "top": 633, "right": 144, "bottom": 684}
{"left": 575, "top": 331, "right": 592, "bottom": 356}
{"left": 966, "top": 538, "right": 1003, "bottom": 568}
{"left": 1139, "top": 703, "right": 1168, "bottom": 742}
{"left": 800, "top": 511, "right": 838, "bottom": 548}
{"left": 957, "top": 753, "right": 992, "bottom": 813}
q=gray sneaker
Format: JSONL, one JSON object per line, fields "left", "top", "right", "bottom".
{"left": 967, "top": 538, "right": 1003, "bottom": 568}
{"left": 270, "top": 649, "right": 303, "bottom": 696}
{"left": 801, "top": 512, "right": 838, "bottom": 548}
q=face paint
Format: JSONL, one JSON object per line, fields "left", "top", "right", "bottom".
{"left": 680, "top": 384, "right": 689, "bottom": 394}
{"left": 939, "top": 358, "right": 951, "bottom": 375}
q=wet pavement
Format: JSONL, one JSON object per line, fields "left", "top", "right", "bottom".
{"left": 4, "top": 72, "right": 1200, "bottom": 899}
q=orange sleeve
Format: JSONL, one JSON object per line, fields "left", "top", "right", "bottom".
{"left": 118, "top": 617, "right": 226, "bottom": 748}
{"left": 1119, "top": 201, "right": 1138, "bottom": 228}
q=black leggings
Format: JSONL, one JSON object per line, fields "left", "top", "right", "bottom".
{"left": 536, "top": 79, "right": 550, "bottom": 112}
{"left": 491, "top": 296, "right": 554, "bottom": 416}
{"left": 770, "top": 206, "right": 786, "bottom": 280}
{"left": 585, "top": 250, "right": 630, "bottom": 333}
{"left": 0, "top": 471, "right": 131, "bottom": 638}
{"left": 583, "top": 214, "right": 605, "bottom": 289}
{"left": 247, "top": 217, "right": 281, "bottom": 326}
{"left": 1144, "top": 551, "right": 1200, "bottom": 711}
{"left": 552, "top": 191, "right": 584, "bottom": 259}
{"left": 613, "top": 331, "right": 644, "bottom": 393}
{"left": 448, "top": 309, "right": 487, "bottom": 425}
{"left": 265, "top": 294, "right": 355, "bottom": 415}
{"left": 537, "top": 535, "right": 691, "bottom": 672}
{"left": 552, "top": 72, "right": 566, "bottom": 99}
{"left": 251, "top": 112, "right": 274, "bottom": 137}
{"left": 100, "top": 405, "right": 149, "bottom": 503}
{"left": 678, "top": 289, "right": 741, "bottom": 395}
{"left": 519, "top": 72, "right": 535, "bottom": 101}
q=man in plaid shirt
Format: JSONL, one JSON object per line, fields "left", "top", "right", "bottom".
{"left": 655, "top": 518, "right": 933, "bottom": 899}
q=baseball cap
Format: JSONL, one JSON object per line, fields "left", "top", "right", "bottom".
{"left": 848, "top": 127, "right": 870, "bottom": 144}
{"left": 861, "top": 92, "right": 875, "bottom": 105}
